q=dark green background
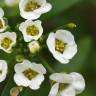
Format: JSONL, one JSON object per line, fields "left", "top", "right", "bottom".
{"left": 0, "top": 0, "right": 96, "bottom": 96}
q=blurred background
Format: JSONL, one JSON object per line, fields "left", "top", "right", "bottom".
{"left": 0, "top": 0, "right": 96, "bottom": 96}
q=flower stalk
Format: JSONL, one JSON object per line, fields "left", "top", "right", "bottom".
{"left": 38, "top": 55, "right": 55, "bottom": 73}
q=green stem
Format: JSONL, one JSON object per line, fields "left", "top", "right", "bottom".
{"left": 39, "top": 55, "right": 55, "bottom": 73}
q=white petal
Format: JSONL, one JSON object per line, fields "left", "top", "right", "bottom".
{"left": 53, "top": 53, "right": 69, "bottom": 64}
{"left": 46, "top": 32, "right": 55, "bottom": 54}
{"left": 0, "top": 75, "right": 6, "bottom": 82}
{"left": 15, "top": 60, "right": 46, "bottom": 74}
{"left": 0, "top": 60, "right": 7, "bottom": 82}
{"left": 48, "top": 83, "right": 59, "bottom": 96}
{"left": 29, "top": 74, "right": 44, "bottom": 90}
{"left": 0, "top": 60, "right": 7, "bottom": 74}
{"left": 55, "top": 29, "right": 75, "bottom": 45}
{"left": 63, "top": 44, "right": 77, "bottom": 59}
{"left": 30, "top": 62, "right": 47, "bottom": 74}
{"left": 20, "top": 11, "right": 41, "bottom": 20}
{"left": 24, "top": 60, "right": 46, "bottom": 74}
{"left": 50, "top": 73, "right": 73, "bottom": 84}
{"left": 0, "top": 8, "right": 4, "bottom": 18}
{"left": 0, "top": 18, "right": 7, "bottom": 33}
{"left": 70, "top": 72, "right": 85, "bottom": 94}
{"left": 34, "top": 3, "right": 52, "bottom": 14}
{"left": 15, "top": 60, "right": 33, "bottom": 73}
{"left": 19, "top": 22, "right": 25, "bottom": 32}
{"left": 14, "top": 73, "right": 31, "bottom": 87}
{"left": 60, "top": 86, "right": 76, "bottom": 96}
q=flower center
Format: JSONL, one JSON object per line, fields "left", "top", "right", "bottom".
{"left": 23, "top": 68, "right": 38, "bottom": 80}
{"left": 55, "top": 39, "right": 65, "bottom": 54}
{"left": 1, "top": 38, "right": 12, "bottom": 49}
{"left": 25, "top": 1, "right": 40, "bottom": 12}
{"left": 59, "top": 83, "right": 65, "bottom": 91}
{"left": 26, "top": 25, "right": 39, "bottom": 36}
{"left": 0, "top": 20, "right": 3, "bottom": 29}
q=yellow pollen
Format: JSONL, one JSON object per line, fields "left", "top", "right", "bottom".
{"left": 0, "top": 20, "right": 3, "bottom": 29}
{"left": 26, "top": 25, "right": 39, "bottom": 36}
{"left": 1, "top": 38, "right": 12, "bottom": 49}
{"left": 23, "top": 68, "right": 38, "bottom": 80}
{"left": 55, "top": 39, "right": 65, "bottom": 54}
{"left": 25, "top": 1, "right": 40, "bottom": 12}
{"left": 59, "top": 83, "right": 65, "bottom": 91}
{"left": 59, "top": 83, "right": 68, "bottom": 91}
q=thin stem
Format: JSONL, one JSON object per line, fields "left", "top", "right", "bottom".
{"left": 38, "top": 55, "right": 55, "bottom": 73}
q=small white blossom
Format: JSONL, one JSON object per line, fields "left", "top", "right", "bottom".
{"left": 46, "top": 29, "right": 77, "bottom": 64}
{"left": 28, "top": 41, "right": 40, "bottom": 54}
{"left": 0, "top": 8, "right": 8, "bottom": 32}
{"left": 0, "top": 32, "right": 17, "bottom": 53}
{"left": 19, "top": 20, "right": 43, "bottom": 42}
{"left": 14, "top": 60, "right": 46, "bottom": 90}
{"left": 5, "top": 0, "right": 19, "bottom": 7}
{"left": 49, "top": 72, "right": 85, "bottom": 96}
{"left": 0, "top": 60, "right": 8, "bottom": 82}
{"left": 19, "top": 0, "right": 52, "bottom": 20}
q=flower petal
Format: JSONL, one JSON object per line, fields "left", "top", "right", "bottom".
{"left": 15, "top": 60, "right": 46, "bottom": 74}
{"left": 63, "top": 44, "right": 77, "bottom": 59}
{"left": 50, "top": 73, "right": 73, "bottom": 84}
{"left": 14, "top": 73, "right": 31, "bottom": 87}
{"left": 60, "top": 86, "right": 76, "bottom": 96}
{"left": 34, "top": 3, "right": 52, "bottom": 13}
{"left": 0, "top": 75, "right": 6, "bottom": 82}
{"left": 55, "top": 29, "right": 75, "bottom": 45}
{"left": 53, "top": 53, "right": 69, "bottom": 64}
{"left": 48, "top": 83, "right": 59, "bottom": 96}
{"left": 29, "top": 74, "right": 44, "bottom": 90}
{"left": 46, "top": 32, "right": 55, "bottom": 54}
{"left": 70, "top": 72, "right": 85, "bottom": 94}
{"left": 0, "top": 8, "right": 4, "bottom": 18}
{"left": 20, "top": 11, "right": 41, "bottom": 20}
{"left": 31, "top": 62, "right": 47, "bottom": 74}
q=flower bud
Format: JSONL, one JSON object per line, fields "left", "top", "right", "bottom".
{"left": 28, "top": 41, "right": 40, "bottom": 54}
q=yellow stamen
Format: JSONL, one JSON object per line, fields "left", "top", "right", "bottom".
{"left": 59, "top": 83, "right": 68, "bottom": 91}
{"left": 25, "top": 1, "right": 40, "bottom": 12}
{"left": 55, "top": 39, "right": 65, "bottom": 54}
{"left": 26, "top": 25, "right": 39, "bottom": 36}
{"left": 23, "top": 68, "right": 38, "bottom": 80}
{"left": 1, "top": 38, "right": 12, "bottom": 49}
{"left": 59, "top": 83, "right": 65, "bottom": 91}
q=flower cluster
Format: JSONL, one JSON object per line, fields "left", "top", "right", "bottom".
{"left": 0, "top": 0, "right": 85, "bottom": 96}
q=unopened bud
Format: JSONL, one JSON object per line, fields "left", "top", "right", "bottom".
{"left": 28, "top": 41, "right": 40, "bottom": 54}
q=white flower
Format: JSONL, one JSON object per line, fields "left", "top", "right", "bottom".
{"left": 49, "top": 72, "right": 85, "bottom": 96}
{"left": 19, "top": 20, "right": 43, "bottom": 42}
{"left": 5, "top": 0, "right": 19, "bottom": 7}
{"left": 14, "top": 60, "right": 46, "bottom": 90}
{"left": 28, "top": 41, "right": 40, "bottom": 54}
{"left": 19, "top": 0, "right": 52, "bottom": 20}
{"left": 0, "top": 32, "right": 17, "bottom": 53}
{"left": 46, "top": 29, "right": 77, "bottom": 64}
{"left": 0, "top": 8, "right": 8, "bottom": 32}
{"left": 0, "top": 60, "right": 8, "bottom": 82}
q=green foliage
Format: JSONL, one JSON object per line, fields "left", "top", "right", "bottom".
{"left": 0, "top": 0, "right": 95, "bottom": 96}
